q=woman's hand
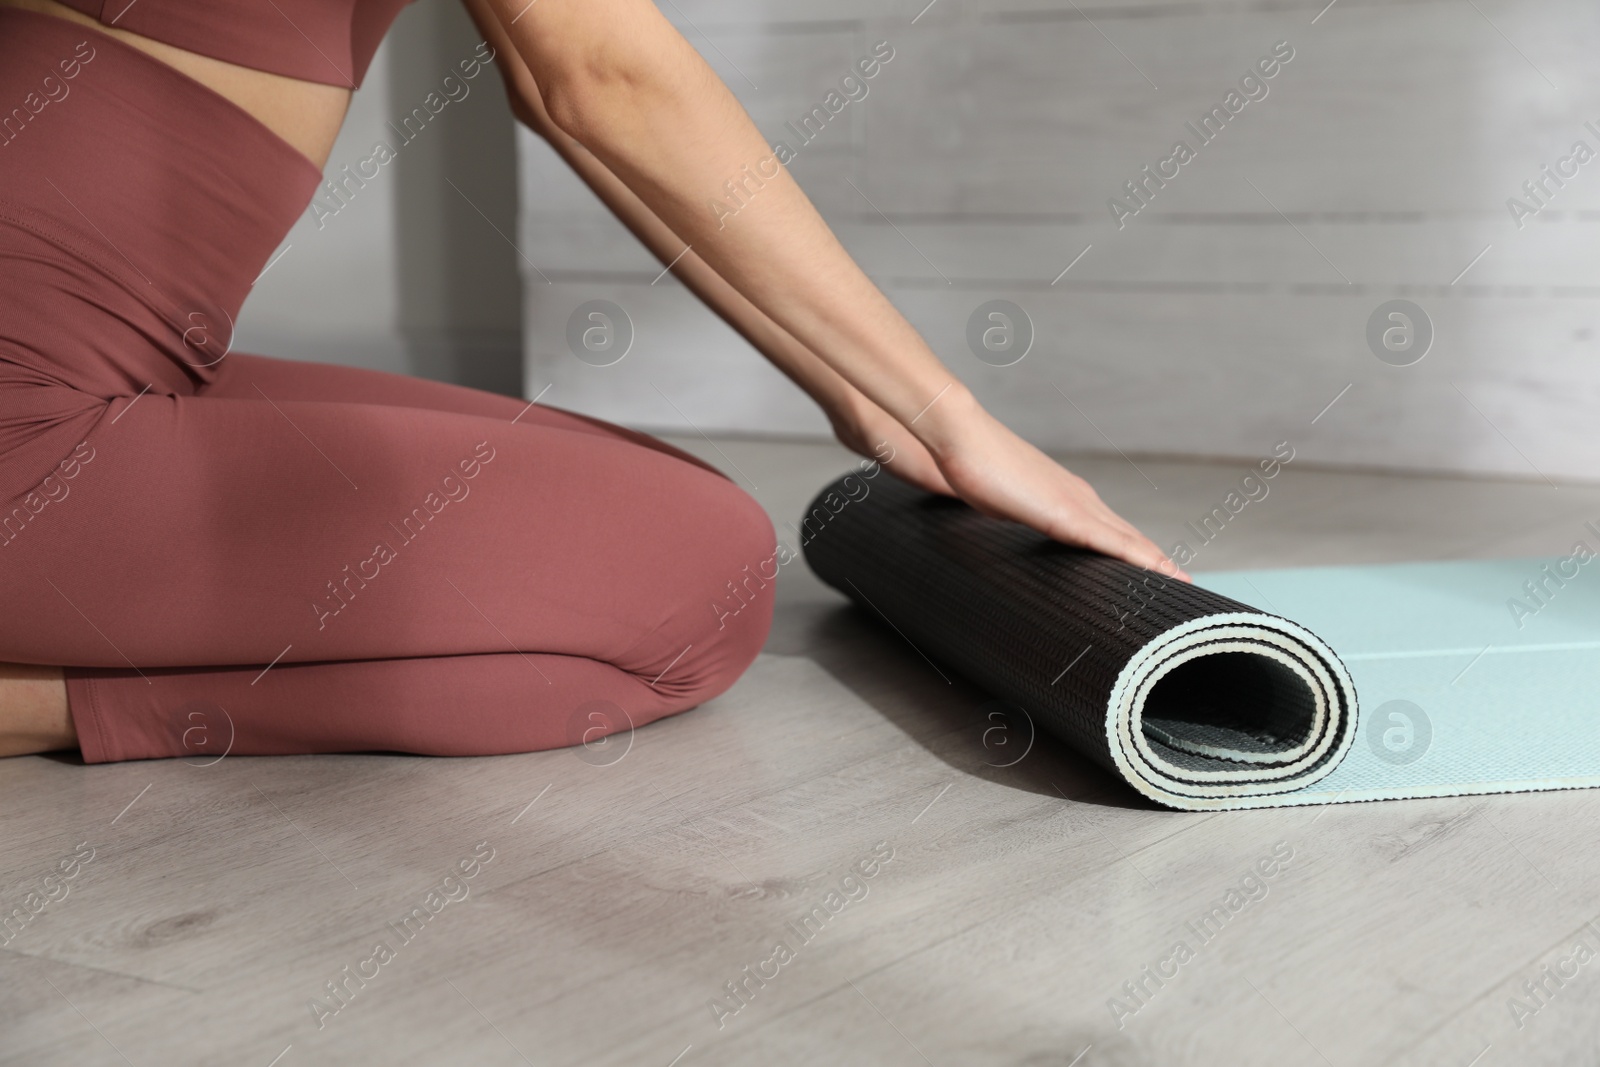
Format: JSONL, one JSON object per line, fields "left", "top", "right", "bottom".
{"left": 920, "top": 388, "right": 1190, "bottom": 581}
{"left": 827, "top": 397, "right": 955, "bottom": 498}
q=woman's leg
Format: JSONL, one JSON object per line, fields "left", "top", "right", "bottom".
{"left": 0, "top": 366, "right": 777, "bottom": 763}
{"left": 201, "top": 351, "right": 723, "bottom": 475}
{"left": 0, "top": 664, "right": 74, "bottom": 757}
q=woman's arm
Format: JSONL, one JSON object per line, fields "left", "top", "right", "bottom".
{"left": 469, "top": 0, "right": 1185, "bottom": 578}
{"left": 457, "top": 0, "right": 953, "bottom": 495}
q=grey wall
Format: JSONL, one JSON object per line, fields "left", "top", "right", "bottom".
{"left": 235, "top": 0, "right": 523, "bottom": 397}
{"left": 520, "top": 0, "right": 1600, "bottom": 482}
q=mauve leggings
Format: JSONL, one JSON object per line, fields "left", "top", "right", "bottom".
{"left": 0, "top": 9, "right": 776, "bottom": 763}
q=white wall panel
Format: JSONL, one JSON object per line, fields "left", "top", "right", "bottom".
{"left": 521, "top": 0, "right": 1600, "bottom": 480}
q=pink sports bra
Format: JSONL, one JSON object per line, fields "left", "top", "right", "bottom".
{"left": 53, "top": 0, "right": 417, "bottom": 88}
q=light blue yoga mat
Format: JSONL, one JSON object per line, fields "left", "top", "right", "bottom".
{"left": 1196, "top": 557, "right": 1600, "bottom": 808}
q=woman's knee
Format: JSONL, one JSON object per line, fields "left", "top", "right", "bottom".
{"left": 655, "top": 481, "right": 777, "bottom": 701}
{"left": 710, "top": 494, "right": 779, "bottom": 647}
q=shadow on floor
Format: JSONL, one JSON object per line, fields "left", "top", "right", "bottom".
{"left": 797, "top": 602, "right": 1160, "bottom": 813}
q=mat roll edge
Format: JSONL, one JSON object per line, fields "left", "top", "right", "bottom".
{"left": 799, "top": 467, "right": 1360, "bottom": 811}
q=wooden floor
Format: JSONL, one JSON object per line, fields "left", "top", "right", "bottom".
{"left": 5, "top": 436, "right": 1600, "bottom": 1067}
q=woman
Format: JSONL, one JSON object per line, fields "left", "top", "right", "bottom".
{"left": 0, "top": 0, "right": 1182, "bottom": 761}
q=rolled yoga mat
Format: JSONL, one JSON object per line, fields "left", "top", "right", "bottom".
{"left": 801, "top": 468, "right": 1600, "bottom": 811}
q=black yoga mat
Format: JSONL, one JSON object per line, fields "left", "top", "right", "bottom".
{"left": 800, "top": 467, "right": 1358, "bottom": 811}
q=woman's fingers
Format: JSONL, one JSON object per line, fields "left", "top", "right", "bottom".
{"left": 1093, "top": 523, "right": 1189, "bottom": 582}
{"left": 929, "top": 409, "right": 1190, "bottom": 582}
{"left": 1087, "top": 501, "right": 1182, "bottom": 574}
{"left": 1046, "top": 496, "right": 1189, "bottom": 582}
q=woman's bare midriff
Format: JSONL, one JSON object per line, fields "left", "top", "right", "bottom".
{"left": 0, "top": 0, "right": 350, "bottom": 168}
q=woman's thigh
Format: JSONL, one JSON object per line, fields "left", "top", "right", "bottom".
{"left": 0, "top": 376, "right": 778, "bottom": 681}
{"left": 202, "top": 351, "right": 723, "bottom": 477}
